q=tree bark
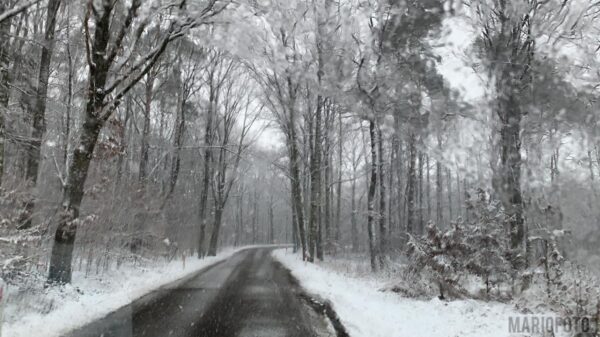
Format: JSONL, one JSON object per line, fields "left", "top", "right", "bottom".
{"left": 207, "top": 203, "right": 223, "bottom": 256}
{"left": 436, "top": 137, "right": 443, "bottom": 226}
{"left": 335, "top": 107, "right": 342, "bottom": 243}
{"left": 0, "top": 2, "right": 11, "bottom": 186}
{"left": 269, "top": 195, "right": 274, "bottom": 243}
{"left": 167, "top": 63, "right": 185, "bottom": 199}
{"left": 197, "top": 70, "right": 215, "bottom": 257}
{"left": 350, "top": 143, "right": 359, "bottom": 252}
{"left": 115, "top": 97, "right": 131, "bottom": 184}
{"left": 138, "top": 74, "right": 155, "bottom": 184}
{"left": 484, "top": 1, "right": 532, "bottom": 270}
{"left": 499, "top": 107, "right": 524, "bottom": 264}
{"left": 455, "top": 170, "right": 461, "bottom": 219}
{"left": 367, "top": 120, "right": 378, "bottom": 271}
{"left": 446, "top": 167, "right": 453, "bottom": 221}
{"left": 49, "top": 100, "right": 104, "bottom": 283}
{"left": 63, "top": 14, "right": 74, "bottom": 167}
{"left": 406, "top": 133, "right": 417, "bottom": 234}
{"left": 286, "top": 105, "right": 308, "bottom": 260}
{"left": 396, "top": 139, "right": 404, "bottom": 234}
{"left": 377, "top": 125, "right": 386, "bottom": 267}
{"left": 418, "top": 150, "right": 424, "bottom": 234}
{"left": 426, "top": 155, "right": 431, "bottom": 223}
{"left": 25, "top": 0, "right": 61, "bottom": 183}
{"left": 308, "top": 95, "right": 322, "bottom": 262}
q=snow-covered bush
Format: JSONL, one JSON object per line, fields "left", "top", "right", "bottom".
{"left": 407, "top": 222, "right": 471, "bottom": 299}
{"left": 407, "top": 189, "right": 512, "bottom": 300}
{"left": 0, "top": 184, "right": 45, "bottom": 288}
{"left": 463, "top": 189, "right": 511, "bottom": 297}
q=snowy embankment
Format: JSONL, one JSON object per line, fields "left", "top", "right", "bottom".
{"left": 2, "top": 246, "right": 248, "bottom": 337}
{"left": 273, "top": 249, "right": 525, "bottom": 337}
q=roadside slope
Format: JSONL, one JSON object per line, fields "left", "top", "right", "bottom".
{"left": 272, "top": 249, "right": 524, "bottom": 337}
{"left": 3, "top": 247, "right": 247, "bottom": 337}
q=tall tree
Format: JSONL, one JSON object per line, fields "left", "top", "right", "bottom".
{"left": 24, "top": 0, "right": 61, "bottom": 183}
{"left": 48, "top": 0, "right": 224, "bottom": 283}
{"left": 20, "top": 0, "right": 62, "bottom": 228}
{"left": 473, "top": 0, "right": 539, "bottom": 269}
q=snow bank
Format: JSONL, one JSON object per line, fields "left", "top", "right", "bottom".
{"left": 273, "top": 249, "right": 526, "bottom": 337}
{"left": 2, "top": 246, "right": 247, "bottom": 337}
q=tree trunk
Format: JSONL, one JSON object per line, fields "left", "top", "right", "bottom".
{"left": 351, "top": 145, "right": 359, "bottom": 252}
{"left": 25, "top": 0, "right": 61, "bottom": 184}
{"left": 308, "top": 94, "right": 322, "bottom": 262}
{"left": 377, "top": 125, "right": 386, "bottom": 267}
{"left": 446, "top": 167, "right": 453, "bottom": 221}
{"left": 321, "top": 112, "right": 331, "bottom": 259}
{"left": 115, "top": 97, "right": 131, "bottom": 184}
{"left": 455, "top": 170, "right": 461, "bottom": 219}
{"left": 138, "top": 75, "right": 155, "bottom": 184}
{"left": 427, "top": 155, "right": 431, "bottom": 223}
{"left": 406, "top": 133, "right": 417, "bottom": 235}
{"left": 167, "top": 66, "right": 185, "bottom": 199}
{"left": 367, "top": 120, "right": 378, "bottom": 271}
{"left": 269, "top": 195, "right": 274, "bottom": 244}
{"left": 486, "top": 1, "right": 532, "bottom": 271}
{"left": 499, "top": 102, "right": 525, "bottom": 267}
{"left": 335, "top": 108, "right": 342, "bottom": 243}
{"left": 207, "top": 203, "right": 223, "bottom": 256}
{"left": 49, "top": 102, "right": 103, "bottom": 283}
{"left": 396, "top": 139, "right": 404, "bottom": 233}
{"left": 392, "top": 113, "right": 402, "bottom": 233}
{"left": 388, "top": 135, "right": 394, "bottom": 235}
{"left": 197, "top": 85, "right": 214, "bottom": 258}
{"left": 287, "top": 113, "right": 307, "bottom": 259}
{"left": 418, "top": 151, "right": 424, "bottom": 234}
{"left": 436, "top": 137, "right": 443, "bottom": 226}
{"left": 0, "top": 2, "right": 11, "bottom": 186}
{"left": 253, "top": 190, "right": 258, "bottom": 244}
{"left": 63, "top": 9, "right": 74, "bottom": 167}
{"left": 292, "top": 200, "right": 299, "bottom": 252}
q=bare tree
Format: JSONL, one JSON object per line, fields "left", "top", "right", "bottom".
{"left": 48, "top": 0, "right": 226, "bottom": 284}
{"left": 207, "top": 69, "right": 257, "bottom": 256}
{"left": 20, "top": 0, "right": 61, "bottom": 229}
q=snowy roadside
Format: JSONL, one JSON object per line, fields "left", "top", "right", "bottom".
{"left": 273, "top": 249, "right": 531, "bottom": 337}
{"left": 2, "top": 246, "right": 250, "bottom": 337}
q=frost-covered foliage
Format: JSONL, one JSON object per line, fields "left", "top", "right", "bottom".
{"left": 0, "top": 184, "right": 44, "bottom": 287}
{"left": 463, "top": 189, "right": 511, "bottom": 296}
{"left": 519, "top": 231, "right": 600, "bottom": 319}
{"left": 407, "top": 189, "right": 512, "bottom": 300}
{"left": 516, "top": 261, "right": 600, "bottom": 321}
{"left": 407, "top": 222, "right": 471, "bottom": 299}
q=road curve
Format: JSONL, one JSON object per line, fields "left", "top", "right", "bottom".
{"left": 65, "top": 247, "right": 330, "bottom": 337}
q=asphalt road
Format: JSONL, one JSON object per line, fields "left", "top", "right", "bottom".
{"left": 65, "top": 248, "right": 332, "bottom": 337}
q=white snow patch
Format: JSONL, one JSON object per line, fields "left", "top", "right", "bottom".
{"left": 273, "top": 249, "right": 530, "bottom": 337}
{"left": 2, "top": 246, "right": 248, "bottom": 337}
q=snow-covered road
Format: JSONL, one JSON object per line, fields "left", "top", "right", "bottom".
{"left": 3, "top": 246, "right": 277, "bottom": 337}
{"left": 64, "top": 247, "right": 331, "bottom": 337}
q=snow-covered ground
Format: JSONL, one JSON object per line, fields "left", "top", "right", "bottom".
{"left": 2, "top": 246, "right": 250, "bottom": 337}
{"left": 273, "top": 249, "right": 533, "bottom": 337}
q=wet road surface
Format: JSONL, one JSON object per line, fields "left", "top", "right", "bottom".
{"left": 65, "top": 248, "right": 329, "bottom": 337}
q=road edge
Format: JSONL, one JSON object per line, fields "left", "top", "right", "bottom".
{"left": 61, "top": 247, "right": 255, "bottom": 337}
{"left": 270, "top": 250, "right": 351, "bottom": 337}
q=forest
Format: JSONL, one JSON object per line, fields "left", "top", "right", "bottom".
{"left": 1, "top": 0, "right": 600, "bottom": 335}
